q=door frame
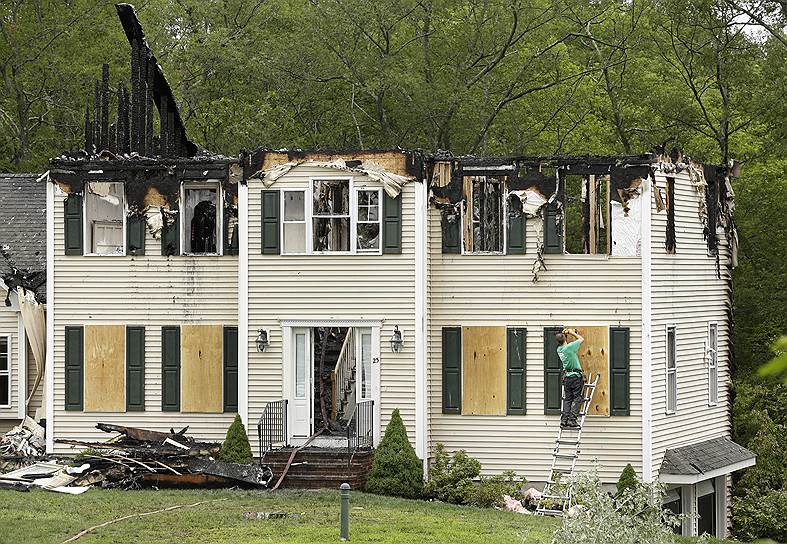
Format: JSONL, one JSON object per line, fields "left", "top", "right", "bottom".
{"left": 281, "top": 320, "right": 382, "bottom": 446}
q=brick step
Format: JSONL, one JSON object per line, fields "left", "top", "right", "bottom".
{"left": 262, "top": 448, "right": 375, "bottom": 489}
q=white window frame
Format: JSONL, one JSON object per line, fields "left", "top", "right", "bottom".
{"left": 460, "top": 177, "right": 508, "bottom": 255}
{"left": 707, "top": 322, "right": 719, "bottom": 406}
{"left": 83, "top": 181, "right": 127, "bottom": 257}
{"left": 180, "top": 181, "right": 224, "bottom": 256}
{"left": 353, "top": 186, "right": 383, "bottom": 255}
{"left": 666, "top": 324, "right": 677, "bottom": 414}
{"left": 310, "top": 176, "right": 353, "bottom": 255}
{"left": 281, "top": 189, "right": 309, "bottom": 256}
{"left": 0, "top": 335, "right": 10, "bottom": 408}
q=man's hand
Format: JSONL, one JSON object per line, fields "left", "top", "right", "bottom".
{"left": 563, "top": 328, "right": 578, "bottom": 336}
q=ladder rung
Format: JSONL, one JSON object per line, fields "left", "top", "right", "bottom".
{"left": 551, "top": 467, "right": 572, "bottom": 473}
{"left": 554, "top": 453, "right": 577, "bottom": 459}
{"left": 557, "top": 439, "right": 579, "bottom": 445}
{"left": 541, "top": 494, "right": 569, "bottom": 501}
{"left": 536, "top": 508, "right": 564, "bottom": 516}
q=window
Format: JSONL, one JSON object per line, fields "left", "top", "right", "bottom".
{"left": 356, "top": 189, "right": 381, "bottom": 253}
{"left": 708, "top": 323, "right": 718, "bottom": 405}
{"left": 84, "top": 181, "right": 125, "bottom": 255}
{"left": 312, "top": 179, "right": 350, "bottom": 252}
{"left": 282, "top": 190, "right": 307, "bottom": 254}
{"left": 463, "top": 176, "right": 504, "bottom": 253}
{"left": 295, "top": 331, "right": 307, "bottom": 398}
{"left": 666, "top": 325, "right": 677, "bottom": 413}
{"left": 182, "top": 182, "right": 222, "bottom": 254}
{"left": 358, "top": 330, "right": 373, "bottom": 400}
{"left": 563, "top": 174, "right": 612, "bottom": 255}
{"left": 0, "top": 336, "right": 9, "bottom": 407}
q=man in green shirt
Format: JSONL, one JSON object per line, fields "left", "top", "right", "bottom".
{"left": 556, "top": 328, "right": 585, "bottom": 429}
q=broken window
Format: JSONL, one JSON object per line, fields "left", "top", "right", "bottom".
{"left": 463, "top": 176, "right": 503, "bottom": 253}
{"left": 356, "top": 189, "right": 381, "bottom": 253}
{"left": 312, "top": 179, "right": 350, "bottom": 252}
{"left": 282, "top": 190, "right": 307, "bottom": 254}
{"left": 666, "top": 325, "right": 677, "bottom": 414}
{"left": 0, "top": 336, "right": 9, "bottom": 407}
{"left": 708, "top": 323, "right": 718, "bottom": 405}
{"left": 85, "top": 181, "right": 125, "bottom": 255}
{"left": 562, "top": 174, "right": 611, "bottom": 255}
{"left": 182, "top": 183, "right": 220, "bottom": 254}
{"left": 665, "top": 177, "right": 676, "bottom": 254}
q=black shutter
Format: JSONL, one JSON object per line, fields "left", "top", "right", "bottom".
{"left": 382, "top": 192, "right": 402, "bottom": 254}
{"left": 161, "top": 207, "right": 180, "bottom": 256}
{"left": 127, "top": 216, "right": 146, "bottom": 256}
{"left": 223, "top": 326, "right": 239, "bottom": 412}
{"left": 442, "top": 327, "right": 462, "bottom": 414}
{"left": 261, "top": 190, "right": 280, "bottom": 255}
{"left": 64, "top": 326, "right": 83, "bottom": 411}
{"left": 507, "top": 328, "right": 527, "bottom": 414}
{"left": 441, "top": 209, "right": 461, "bottom": 254}
{"left": 543, "top": 201, "right": 562, "bottom": 254}
{"left": 610, "top": 327, "right": 630, "bottom": 416}
{"left": 161, "top": 326, "right": 180, "bottom": 412}
{"left": 126, "top": 326, "right": 145, "bottom": 411}
{"left": 507, "top": 201, "right": 526, "bottom": 255}
{"left": 64, "top": 194, "right": 83, "bottom": 255}
{"left": 544, "top": 326, "right": 564, "bottom": 414}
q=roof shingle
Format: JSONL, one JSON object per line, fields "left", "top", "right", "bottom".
{"left": 660, "top": 437, "right": 755, "bottom": 476}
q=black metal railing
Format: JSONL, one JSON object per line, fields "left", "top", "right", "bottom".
{"left": 257, "top": 399, "right": 288, "bottom": 463}
{"left": 346, "top": 399, "right": 374, "bottom": 464}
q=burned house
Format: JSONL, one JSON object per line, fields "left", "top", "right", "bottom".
{"left": 31, "top": 2, "right": 754, "bottom": 539}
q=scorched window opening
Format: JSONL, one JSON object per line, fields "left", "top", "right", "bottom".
{"left": 181, "top": 182, "right": 222, "bottom": 255}
{"left": 84, "top": 181, "right": 126, "bottom": 256}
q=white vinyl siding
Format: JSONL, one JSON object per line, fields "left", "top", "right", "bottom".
{"left": 649, "top": 169, "right": 732, "bottom": 479}
{"left": 428, "top": 204, "right": 643, "bottom": 482}
{"left": 52, "top": 189, "right": 238, "bottom": 452}
{"left": 247, "top": 166, "right": 417, "bottom": 453}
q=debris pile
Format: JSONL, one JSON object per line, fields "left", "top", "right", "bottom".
{"left": 0, "top": 416, "right": 45, "bottom": 458}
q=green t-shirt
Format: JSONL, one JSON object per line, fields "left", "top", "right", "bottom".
{"left": 557, "top": 340, "right": 583, "bottom": 376}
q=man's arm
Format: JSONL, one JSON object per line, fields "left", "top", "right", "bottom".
{"left": 564, "top": 328, "right": 584, "bottom": 344}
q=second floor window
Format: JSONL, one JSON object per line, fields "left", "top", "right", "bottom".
{"left": 85, "top": 182, "right": 125, "bottom": 255}
{"left": 708, "top": 323, "right": 718, "bottom": 405}
{"left": 666, "top": 325, "right": 677, "bottom": 413}
{"left": 313, "top": 179, "right": 350, "bottom": 252}
{"left": 464, "top": 176, "right": 504, "bottom": 253}
{"left": 182, "top": 183, "right": 221, "bottom": 255}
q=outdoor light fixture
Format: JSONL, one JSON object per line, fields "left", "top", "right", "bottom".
{"left": 255, "top": 329, "right": 269, "bottom": 353}
{"left": 390, "top": 325, "right": 404, "bottom": 353}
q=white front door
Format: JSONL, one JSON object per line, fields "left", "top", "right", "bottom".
{"left": 290, "top": 328, "right": 312, "bottom": 438}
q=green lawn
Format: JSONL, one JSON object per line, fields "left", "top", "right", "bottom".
{"left": 0, "top": 488, "right": 559, "bottom": 544}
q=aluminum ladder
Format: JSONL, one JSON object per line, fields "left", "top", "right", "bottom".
{"left": 535, "top": 373, "right": 600, "bottom": 516}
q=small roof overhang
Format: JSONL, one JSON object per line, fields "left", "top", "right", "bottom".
{"left": 659, "top": 437, "right": 756, "bottom": 485}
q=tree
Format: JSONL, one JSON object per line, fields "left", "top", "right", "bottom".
{"left": 365, "top": 409, "right": 423, "bottom": 498}
{"left": 616, "top": 463, "right": 639, "bottom": 495}
{"left": 217, "top": 414, "right": 254, "bottom": 464}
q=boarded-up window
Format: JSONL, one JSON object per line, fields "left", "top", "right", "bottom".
{"left": 181, "top": 325, "right": 223, "bottom": 413}
{"left": 571, "top": 326, "right": 610, "bottom": 416}
{"left": 610, "top": 327, "right": 630, "bottom": 416}
{"left": 441, "top": 327, "right": 461, "bottom": 414}
{"left": 543, "top": 326, "right": 563, "bottom": 414}
{"left": 462, "top": 326, "right": 506, "bottom": 415}
{"left": 83, "top": 325, "right": 126, "bottom": 412}
{"left": 223, "top": 326, "right": 238, "bottom": 413}
{"left": 65, "top": 326, "right": 84, "bottom": 410}
{"left": 506, "top": 328, "right": 526, "bottom": 414}
{"left": 0, "top": 336, "right": 9, "bottom": 407}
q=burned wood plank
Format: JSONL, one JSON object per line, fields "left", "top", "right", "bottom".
{"left": 95, "top": 423, "right": 190, "bottom": 443}
{"left": 187, "top": 458, "right": 274, "bottom": 487}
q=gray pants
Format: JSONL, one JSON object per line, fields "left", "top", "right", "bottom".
{"left": 561, "top": 375, "right": 585, "bottom": 424}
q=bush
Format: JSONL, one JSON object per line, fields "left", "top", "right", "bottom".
{"left": 732, "top": 488, "right": 787, "bottom": 542}
{"left": 552, "top": 467, "right": 683, "bottom": 544}
{"left": 424, "top": 443, "right": 481, "bottom": 504}
{"left": 468, "top": 470, "right": 526, "bottom": 508}
{"left": 365, "top": 409, "right": 423, "bottom": 499}
{"left": 616, "top": 463, "right": 639, "bottom": 495}
{"left": 217, "top": 414, "right": 253, "bottom": 464}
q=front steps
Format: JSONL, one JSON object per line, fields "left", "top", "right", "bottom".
{"left": 263, "top": 447, "right": 375, "bottom": 489}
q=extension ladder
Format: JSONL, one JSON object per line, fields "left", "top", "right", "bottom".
{"left": 535, "top": 373, "right": 600, "bottom": 516}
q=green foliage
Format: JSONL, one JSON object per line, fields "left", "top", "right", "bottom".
{"left": 616, "top": 464, "right": 640, "bottom": 496}
{"left": 552, "top": 468, "right": 682, "bottom": 544}
{"left": 468, "top": 470, "right": 527, "bottom": 508}
{"left": 758, "top": 335, "right": 787, "bottom": 383}
{"left": 424, "top": 443, "right": 481, "bottom": 505}
{"left": 217, "top": 414, "right": 253, "bottom": 464}
{"left": 732, "top": 488, "right": 787, "bottom": 542}
{"left": 365, "top": 409, "right": 423, "bottom": 499}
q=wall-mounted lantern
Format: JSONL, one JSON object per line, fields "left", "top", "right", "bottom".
{"left": 256, "top": 329, "right": 269, "bottom": 353}
{"left": 390, "top": 325, "right": 404, "bottom": 353}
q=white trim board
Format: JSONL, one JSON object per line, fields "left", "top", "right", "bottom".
{"left": 414, "top": 179, "right": 428, "bottom": 466}
{"left": 640, "top": 173, "right": 653, "bottom": 481}
{"left": 279, "top": 319, "right": 384, "bottom": 328}
{"left": 45, "top": 174, "right": 55, "bottom": 453}
{"left": 238, "top": 182, "right": 249, "bottom": 425}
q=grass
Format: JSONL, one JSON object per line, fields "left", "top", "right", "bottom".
{"left": 0, "top": 488, "right": 558, "bottom": 544}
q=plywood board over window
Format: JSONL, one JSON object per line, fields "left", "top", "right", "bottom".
{"left": 84, "top": 325, "right": 125, "bottom": 412}
{"left": 181, "top": 325, "right": 223, "bottom": 413}
{"left": 573, "top": 326, "right": 609, "bottom": 416}
{"left": 462, "top": 326, "right": 507, "bottom": 415}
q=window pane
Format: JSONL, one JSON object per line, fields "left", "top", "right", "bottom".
{"left": 313, "top": 218, "right": 350, "bottom": 251}
{"left": 313, "top": 180, "right": 349, "bottom": 215}
{"left": 368, "top": 204, "right": 379, "bottom": 221}
{"left": 0, "top": 375, "right": 8, "bottom": 406}
{"left": 283, "top": 223, "right": 306, "bottom": 253}
{"left": 184, "top": 187, "right": 218, "bottom": 253}
{"left": 284, "top": 191, "right": 305, "bottom": 221}
{"left": 357, "top": 223, "right": 380, "bottom": 251}
{"left": 295, "top": 333, "right": 306, "bottom": 398}
{"left": 0, "top": 338, "right": 7, "bottom": 371}
{"left": 86, "top": 181, "right": 124, "bottom": 255}
{"left": 360, "top": 332, "right": 372, "bottom": 399}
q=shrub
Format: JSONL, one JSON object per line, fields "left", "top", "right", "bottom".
{"left": 552, "top": 467, "right": 683, "bottom": 544}
{"left": 365, "top": 409, "right": 423, "bottom": 499}
{"left": 616, "top": 463, "right": 639, "bottom": 495}
{"left": 217, "top": 414, "right": 253, "bottom": 464}
{"left": 424, "top": 443, "right": 481, "bottom": 504}
{"left": 732, "top": 488, "right": 787, "bottom": 542}
{"left": 468, "top": 470, "right": 527, "bottom": 508}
